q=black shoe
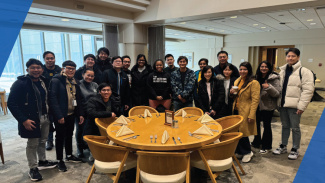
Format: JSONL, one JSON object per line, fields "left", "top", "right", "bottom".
{"left": 46, "top": 141, "right": 53, "bottom": 151}
{"left": 57, "top": 160, "right": 67, "bottom": 172}
{"left": 29, "top": 168, "right": 43, "bottom": 181}
{"left": 65, "top": 155, "right": 83, "bottom": 163}
{"left": 77, "top": 153, "right": 84, "bottom": 159}
{"left": 38, "top": 160, "right": 58, "bottom": 170}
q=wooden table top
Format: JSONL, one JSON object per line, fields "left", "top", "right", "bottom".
{"left": 106, "top": 113, "right": 222, "bottom": 151}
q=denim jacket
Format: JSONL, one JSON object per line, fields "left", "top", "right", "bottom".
{"left": 171, "top": 68, "right": 196, "bottom": 102}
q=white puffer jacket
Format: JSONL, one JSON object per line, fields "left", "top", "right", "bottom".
{"left": 278, "top": 61, "right": 315, "bottom": 111}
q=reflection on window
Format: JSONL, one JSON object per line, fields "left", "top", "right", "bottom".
{"left": 44, "top": 32, "right": 65, "bottom": 67}
{"left": 69, "top": 34, "right": 83, "bottom": 68}
{"left": 21, "top": 30, "right": 43, "bottom": 65}
{"left": 82, "top": 35, "right": 95, "bottom": 55}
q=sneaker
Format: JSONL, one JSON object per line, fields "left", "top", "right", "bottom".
{"left": 65, "top": 155, "right": 83, "bottom": 163}
{"left": 38, "top": 160, "right": 58, "bottom": 170}
{"left": 57, "top": 160, "right": 67, "bottom": 172}
{"left": 259, "top": 149, "right": 269, "bottom": 154}
{"left": 77, "top": 153, "right": 84, "bottom": 159}
{"left": 242, "top": 151, "right": 254, "bottom": 163}
{"left": 29, "top": 168, "right": 42, "bottom": 181}
{"left": 273, "top": 144, "right": 287, "bottom": 155}
{"left": 46, "top": 141, "right": 53, "bottom": 151}
{"left": 288, "top": 149, "right": 299, "bottom": 160}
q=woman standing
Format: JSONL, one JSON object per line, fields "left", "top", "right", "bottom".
{"left": 219, "top": 63, "right": 237, "bottom": 117}
{"left": 196, "top": 66, "right": 225, "bottom": 119}
{"left": 230, "top": 62, "right": 260, "bottom": 163}
{"left": 251, "top": 61, "right": 281, "bottom": 154}
{"left": 147, "top": 59, "right": 172, "bottom": 111}
{"left": 131, "top": 54, "right": 153, "bottom": 106}
{"left": 76, "top": 68, "right": 98, "bottom": 158}
{"left": 75, "top": 54, "right": 102, "bottom": 84}
{"left": 194, "top": 58, "right": 208, "bottom": 106}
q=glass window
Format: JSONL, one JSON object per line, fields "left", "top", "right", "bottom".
{"left": 44, "top": 32, "right": 65, "bottom": 67}
{"left": 20, "top": 29, "right": 43, "bottom": 65}
{"left": 69, "top": 34, "right": 83, "bottom": 68}
{"left": 95, "top": 37, "right": 104, "bottom": 51}
{"left": 82, "top": 35, "right": 95, "bottom": 55}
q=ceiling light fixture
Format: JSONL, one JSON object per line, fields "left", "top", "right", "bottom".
{"left": 220, "top": 30, "right": 225, "bottom": 32}
{"left": 261, "top": 27, "right": 266, "bottom": 29}
{"left": 209, "top": 28, "right": 214, "bottom": 30}
{"left": 253, "top": 24, "right": 258, "bottom": 26}
{"left": 310, "top": 23, "right": 316, "bottom": 25}
{"left": 307, "top": 19, "right": 313, "bottom": 22}
{"left": 61, "top": 18, "right": 70, "bottom": 22}
{"left": 180, "top": 22, "right": 186, "bottom": 24}
{"left": 230, "top": 16, "right": 237, "bottom": 18}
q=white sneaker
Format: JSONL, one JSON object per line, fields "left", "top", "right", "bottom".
{"left": 273, "top": 145, "right": 287, "bottom": 155}
{"left": 242, "top": 151, "right": 253, "bottom": 163}
{"left": 288, "top": 149, "right": 299, "bottom": 160}
{"left": 259, "top": 149, "right": 269, "bottom": 154}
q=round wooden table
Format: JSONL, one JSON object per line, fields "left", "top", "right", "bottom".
{"left": 106, "top": 113, "right": 222, "bottom": 151}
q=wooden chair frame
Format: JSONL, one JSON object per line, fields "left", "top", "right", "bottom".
{"left": 191, "top": 132, "right": 243, "bottom": 183}
{"left": 95, "top": 117, "right": 117, "bottom": 137}
{"left": 215, "top": 115, "right": 245, "bottom": 175}
{"left": 128, "top": 106, "right": 158, "bottom": 117}
{"left": 136, "top": 151, "right": 190, "bottom": 183}
{"left": 175, "top": 107, "right": 204, "bottom": 116}
{"left": 83, "top": 135, "right": 135, "bottom": 183}
{"left": 0, "top": 91, "right": 8, "bottom": 115}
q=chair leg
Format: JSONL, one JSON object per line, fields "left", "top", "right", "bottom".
{"left": 233, "top": 155, "right": 246, "bottom": 175}
{"left": 86, "top": 164, "right": 96, "bottom": 183}
{"left": 0, "top": 143, "right": 4, "bottom": 164}
{"left": 136, "top": 166, "right": 140, "bottom": 183}
{"left": 232, "top": 162, "right": 243, "bottom": 183}
{"left": 198, "top": 150, "right": 217, "bottom": 183}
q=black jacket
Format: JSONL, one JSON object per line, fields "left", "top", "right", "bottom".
{"left": 42, "top": 65, "right": 61, "bottom": 80}
{"left": 197, "top": 76, "right": 225, "bottom": 116}
{"left": 147, "top": 70, "right": 172, "bottom": 100}
{"left": 102, "top": 68, "right": 131, "bottom": 107}
{"left": 95, "top": 58, "right": 112, "bottom": 72}
{"left": 7, "top": 75, "right": 49, "bottom": 138}
{"left": 48, "top": 73, "right": 84, "bottom": 121}
{"left": 84, "top": 94, "right": 117, "bottom": 136}
{"left": 214, "top": 64, "right": 240, "bottom": 78}
{"left": 131, "top": 65, "right": 153, "bottom": 106}
{"left": 220, "top": 76, "right": 237, "bottom": 117}
{"left": 74, "top": 65, "right": 102, "bottom": 84}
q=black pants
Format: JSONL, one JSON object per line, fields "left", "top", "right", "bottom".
{"left": 54, "top": 114, "right": 75, "bottom": 160}
{"left": 75, "top": 120, "right": 87, "bottom": 155}
{"left": 252, "top": 110, "right": 274, "bottom": 150}
{"left": 234, "top": 110, "right": 251, "bottom": 155}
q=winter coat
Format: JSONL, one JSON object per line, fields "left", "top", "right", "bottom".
{"left": 74, "top": 65, "right": 102, "bottom": 85}
{"left": 131, "top": 65, "right": 153, "bottom": 106}
{"left": 147, "top": 70, "right": 172, "bottom": 100}
{"left": 8, "top": 75, "right": 49, "bottom": 138}
{"left": 196, "top": 76, "right": 225, "bottom": 115}
{"left": 48, "top": 73, "right": 84, "bottom": 121}
{"left": 232, "top": 77, "right": 260, "bottom": 137}
{"left": 84, "top": 95, "right": 116, "bottom": 136}
{"left": 278, "top": 61, "right": 315, "bottom": 111}
{"left": 170, "top": 68, "right": 196, "bottom": 102}
{"left": 42, "top": 65, "right": 61, "bottom": 80}
{"left": 95, "top": 58, "right": 112, "bottom": 72}
{"left": 258, "top": 72, "right": 281, "bottom": 111}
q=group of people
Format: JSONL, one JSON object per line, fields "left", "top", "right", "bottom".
{"left": 7, "top": 47, "right": 315, "bottom": 182}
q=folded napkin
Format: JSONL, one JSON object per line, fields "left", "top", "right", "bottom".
{"left": 115, "top": 115, "right": 131, "bottom": 125}
{"left": 143, "top": 109, "right": 153, "bottom": 118}
{"left": 161, "top": 130, "right": 170, "bottom": 144}
{"left": 193, "top": 125, "right": 214, "bottom": 136}
{"left": 116, "top": 125, "right": 134, "bottom": 137}
{"left": 175, "top": 109, "right": 187, "bottom": 117}
{"left": 197, "top": 114, "right": 215, "bottom": 123}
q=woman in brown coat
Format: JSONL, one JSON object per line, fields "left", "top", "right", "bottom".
{"left": 230, "top": 62, "right": 260, "bottom": 163}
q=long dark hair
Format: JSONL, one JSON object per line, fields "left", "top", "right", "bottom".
{"left": 256, "top": 61, "right": 272, "bottom": 79}
{"left": 200, "top": 65, "right": 214, "bottom": 82}
{"left": 222, "top": 63, "right": 236, "bottom": 78}
{"left": 238, "top": 62, "right": 255, "bottom": 88}
{"left": 136, "top": 54, "right": 148, "bottom": 66}
{"left": 153, "top": 59, "right": 165, "bottom": 71}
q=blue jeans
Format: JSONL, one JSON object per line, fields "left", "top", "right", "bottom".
{"left": 173, "top": 100, "right": 193, "bottom": 111}
{"left": 279, "top": 107, "right": 301, "bottom": 149}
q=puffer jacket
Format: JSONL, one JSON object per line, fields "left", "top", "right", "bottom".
{"left": 259, "top": 72, "right": 281, "bottom": 111}
{"left": 278, "top": 61, "right": 314, "bottom": 111}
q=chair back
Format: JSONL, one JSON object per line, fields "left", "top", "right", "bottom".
{"left": 176, "top": 107, "right": 203, "bottom": 116}
{"left": 194, "top": 132, "right": 243, "bottom": 161}
{"left": 95, "top": 117, "right": 117, "bottom": 136}
{"left": 129, "top": 106, "right": 158, "bottom": 116}
{"left": 137, "top": 151, "right": 190, "bottom": 176}
{"left": 215, "top": 115, "right": 243, "bottom": 133}
{"left": 84, "top": 135, "right": 129, "bottom": 162}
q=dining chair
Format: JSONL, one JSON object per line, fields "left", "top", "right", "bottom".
{"left": 176, "top": 107, "right": 204, "bottom": 116}
{"left": 136, "top": 151, "right": 190, "bottom": 183}
{"left": 0, "top": 91, "right": 8, "bottom": 115}
{"left": 83, "top": 135, "right": 137, "bottom": 183}
{"left": 95, "top": 117, "right": 117, "bottom": 136}
{"left": 190, "top": 132, "right": 243, "bottom": 183}
{"left": 215, "top": 115, "right": 245, "bottom": 175}
{"left": 0, "top": 130, "right": 4, "bottom": 164}
{"left": 128, "top": 106, "right": 158, "bottom": 117}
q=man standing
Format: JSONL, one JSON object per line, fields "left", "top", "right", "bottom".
{"left": 273, "top": 48, "right": 314, "bottom": 160}
{"left": 8, "top": 59, "right": 57, "bottom": 182}
{"left": 122, "top": 55, "right": 132, "bottom": 85}
{"left": 49, "top": 60, "right": 84, "bottom": 172}
{"left": 171, "top": 56, "right": 196, "bottom": 110}
{"left": 102, "top": 56, "right": 131, "bottom": 116}
{"left": 42, "top": 51, "right": 61, "bottom": 151}
{"left": 164, "top": 54, "right": 178, "bottom": 74}
{"left": 213, "top": 51, "right": 239, "bottom": 78}
{"left": 96, "top": 47, "right": 112, "bottom": 72}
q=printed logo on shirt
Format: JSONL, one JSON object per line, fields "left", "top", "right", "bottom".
{"left": 153, "top": 76, "right": 167, "bottom": 83}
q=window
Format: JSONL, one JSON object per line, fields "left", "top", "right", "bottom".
{"left": 69, "top": 34, "right": 83, "bottom": 67}
{"left": 82, "top": 35, "right": 95, "bottom": 55}
{"left": 20, "top": 30, "right": 43, "bottom": 65}
{"left": 44, "top": 32, "right": 65, "bottom": 66}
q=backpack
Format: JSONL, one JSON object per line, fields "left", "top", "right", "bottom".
{"left": 299, "top": 67, "right": 316, "bottom": 102}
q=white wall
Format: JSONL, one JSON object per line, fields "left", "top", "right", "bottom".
{"left": 165, "top": 37, "right": 223, "bottom": 71}
{"left": 223, "top": 28, "right": 325, "bottom": 88}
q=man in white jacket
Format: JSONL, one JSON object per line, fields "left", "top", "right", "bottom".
{"left": 273, "top": 48, "right": 315, "bottom": 160}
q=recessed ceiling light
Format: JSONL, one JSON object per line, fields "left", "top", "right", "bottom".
{"left": 179, "top": 22, "right": 186, "bottom": 24}
{"left": 61, "top": 18, "right": 70, "bottom": 22}
{"left": 261, "top": 27, "right": 266, "bottom": 29}
{"left": 297, "top": 8, "right": 306, "bottom": 11}
{"left": 307, "top": 19, "right": 313, "bottom": 22}
{"left": 253, "top": 24, "right": 258, "bottom": 26}
{"left": 310, "top": 23, "right": 316, "bottom": 25}
{"left": 220, "top": 30, "right": 225, "bottom": 32}
{"left": 209, "top": 28, "right": 214, "bottom": 30}
{"left": 230, "top": 16, "right": 237, "bottom": 18}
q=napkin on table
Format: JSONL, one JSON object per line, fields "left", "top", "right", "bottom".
{"left": 175, "top": 109, "right": 187, "bottom": 117}
{"left": 197, "top": 114, "right": 214, "bottom": 123}
{"left": 116, "top": 125, "right": 134, "bottom": 137}
{"left": 115, "top": 115, "right": 130, "bottom": 125}
{"left": 193, "top": 125, "right": 214, "bottom": 136}
{"left": 161, "top": 130, "right": 170, "bottom": 144}
{"left": 144, "top": 109, "right": 152, "bottom": 118}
